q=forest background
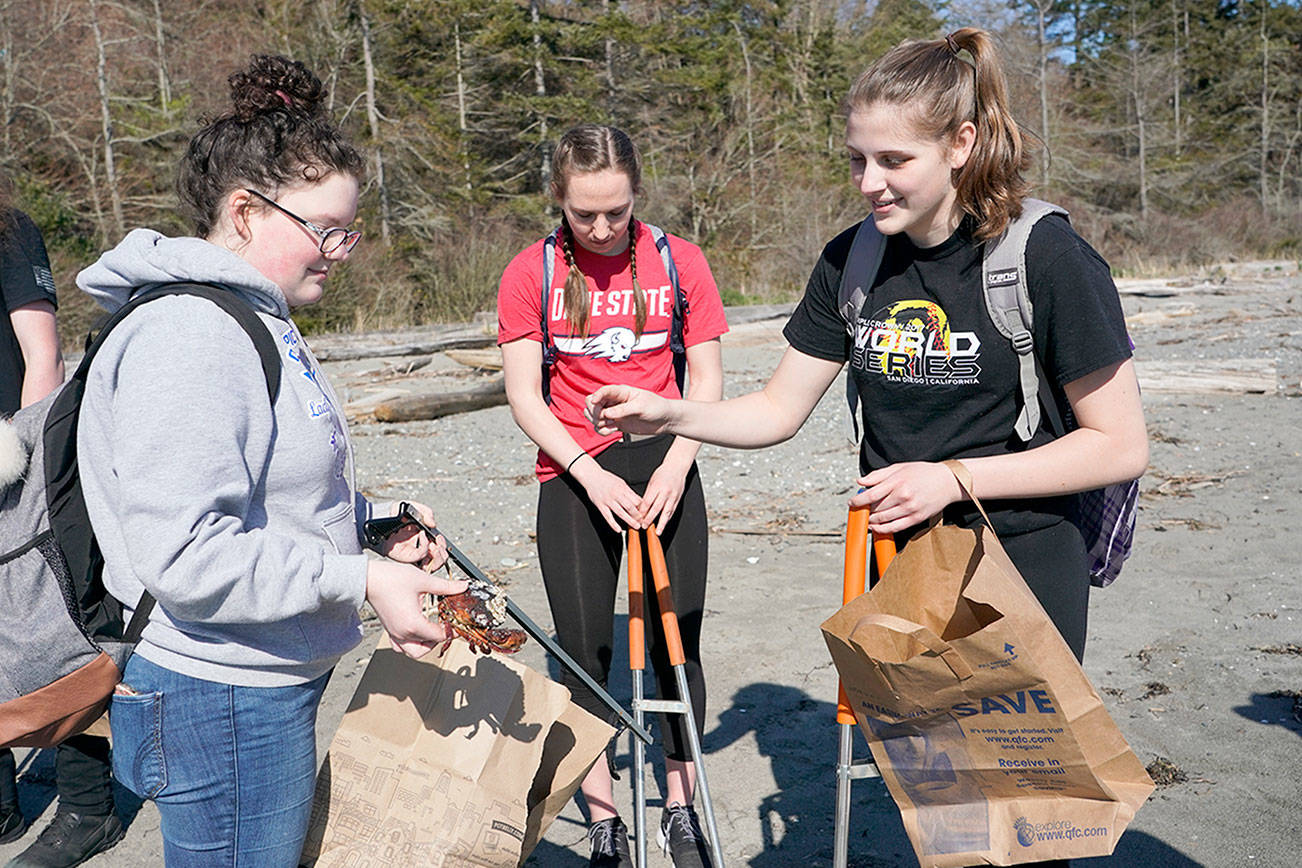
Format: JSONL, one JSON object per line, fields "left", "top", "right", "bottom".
{"left": 2, "top": 0, "right": 1300, "bottom": 340}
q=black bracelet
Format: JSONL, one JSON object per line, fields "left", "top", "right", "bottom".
{"left": 565, "top": 452, "right": 587, "bottom": 474}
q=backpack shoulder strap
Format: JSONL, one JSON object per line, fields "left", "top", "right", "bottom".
{"left": 54, "top": 282, "right": 283, "bottom": 641}
{"left": 837, "top": 217, "right": 887, "bottom": 444}
{"left": 539, "top": 228, "right": 564, "bottom": 403}
{"left": 981, "top": 198, "right": 1068, "bottom": 443}
{"left": 80, "top": 282, "right": 281, "bottom": 403}
{"left": 643, "top": 223, "right": 689, "bottom": 394}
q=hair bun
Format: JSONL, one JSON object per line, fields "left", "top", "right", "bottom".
{"left": 228, "top": 54, "right": 327, "bottom": 121}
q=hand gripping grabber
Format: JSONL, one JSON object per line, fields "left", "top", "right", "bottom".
{"left": 627, "top": 525, "right": 725, "bottom": 868}
{"left": 366, "top": 504, "right": 653, "bottom": 745}
{"left": 833, "top": 505, "right": 896, "bottom": 868}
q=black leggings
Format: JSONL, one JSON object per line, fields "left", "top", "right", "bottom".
{"left": 537, "top": 435, "right": 708, "bottom": 761}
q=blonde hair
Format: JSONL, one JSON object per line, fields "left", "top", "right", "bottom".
{"left": 846, "top": 28, "right": 1033, "bottom": 241}
{"left": 549, "top": 123, "right": 647, "bottom": 337}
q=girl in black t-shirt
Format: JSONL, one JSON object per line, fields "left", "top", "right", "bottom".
{"left": 586, "top": 28, "right": 1146, "bottom": 665}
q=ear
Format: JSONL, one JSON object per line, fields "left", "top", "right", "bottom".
{"left": 224, "top": 188, "right": 257, "bottom": 242}
{"left": 948, "top": 121, "right": 977, "bottom": 170}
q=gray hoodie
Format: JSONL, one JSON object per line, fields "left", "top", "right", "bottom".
{"left": 76, "top": 229, "right": 373, "bottom": 687}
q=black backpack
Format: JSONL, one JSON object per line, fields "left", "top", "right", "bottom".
{"left": 0, "top": 282, "right": 280, "bottom": 747}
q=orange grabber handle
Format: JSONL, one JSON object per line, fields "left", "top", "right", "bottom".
{"left": 627, "top": 529, "right": 646, "bottom": 672}
{"left": 836, "top": 505, "right": 896, "bottom": 725}
{"left": 644, "top": 525, "right": 687, "bottom": 667}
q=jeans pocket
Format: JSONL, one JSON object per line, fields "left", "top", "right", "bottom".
{"left": 109, "top": 690, "right": 167, "bottom": 798}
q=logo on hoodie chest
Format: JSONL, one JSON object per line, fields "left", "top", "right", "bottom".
{"left": 282, "top": 330, "right": 348, "bottom": 480}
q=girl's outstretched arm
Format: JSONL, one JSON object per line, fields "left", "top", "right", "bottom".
{"left": 587, "top": 345, "right": 844, "bottom": 449}
{"left": 501, "top": 337, "right": 645, "bottom": 532}
{"left": 640, "top": 338, "right": 722, "bottom": 533}
{"left": 856, "top": 358, "right": 1148, "bottom": 533}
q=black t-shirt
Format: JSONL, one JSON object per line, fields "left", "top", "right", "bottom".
{"left": 784, "top": 213, "right": 1131, "bottom": 535}
{"left": 0, "top": 208, "right": 58, "bottom": 414}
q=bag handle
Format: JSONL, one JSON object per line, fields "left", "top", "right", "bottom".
{"left": 852, "top": 612, "right": 974, "bottom": 682}
{"left": 942, "top": 459, "right": 995, "bottom": 531}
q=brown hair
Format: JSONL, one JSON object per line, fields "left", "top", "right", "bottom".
{"left": 177, "top": 55, "right": 364, "bottom": 238}
{"left": 549, "top": 123, "right": 646, "bottom": 337}
{"left": 845, "top": 27, "right": 1032, "bottom": 241}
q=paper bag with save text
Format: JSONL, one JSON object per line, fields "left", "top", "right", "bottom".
{"left": 301, "top": 636, "right": 615, "bottom": 867}
{"left": 821, "top": 461, "right": 1153, "bottom": 867}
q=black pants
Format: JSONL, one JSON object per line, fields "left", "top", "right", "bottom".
{"left": 537, "top": 435, "right": 709, "bottom": 761}
{"left": 0, "top": 735, "right": 115, "bottom": 815}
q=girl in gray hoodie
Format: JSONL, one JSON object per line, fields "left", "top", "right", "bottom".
{"left": 75, "top": 55, "right": 464, "bottom": 867}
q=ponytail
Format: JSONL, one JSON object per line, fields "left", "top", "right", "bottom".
{"left": 846, "top": 27, "right": 1033, "bottom": 240}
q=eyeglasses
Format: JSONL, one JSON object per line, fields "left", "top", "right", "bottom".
{"left": 245, "top": 188, "right": 362, "bottom": 255}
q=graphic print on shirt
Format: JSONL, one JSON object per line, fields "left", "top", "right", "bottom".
{"left": 554, "top": 327, "right": 669, "bottom": 363}
{"left": 281, "top": 328, "right": 348, "bottom": 480}
{"left": 851, "top": 299, "right": 982, "bottom": 386}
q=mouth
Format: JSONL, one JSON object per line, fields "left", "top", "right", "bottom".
{"left": 872, "top": 197, "right": 899, "bottom": 212}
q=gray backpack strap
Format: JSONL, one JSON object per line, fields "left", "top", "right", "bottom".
{"left": 643, "top": 223, "right": 689, "bottom": 394}
{"left": 540, "top": 228, "right": 563, "bottom": 402}
{"left": 838, "top": 217, "right": 887, "bottom": 444}
{"left": 981, "top": 198, "right": 1068, "bottom": 443}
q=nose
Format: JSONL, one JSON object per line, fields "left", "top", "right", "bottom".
{"left": 591, "top": 216, "right": 612, "bottom": 240}
{"left": 857, "top": 163, "right": 884, "bottom": 197}
{"left": 325, "top": 241, "right": 352, "bottom": 262}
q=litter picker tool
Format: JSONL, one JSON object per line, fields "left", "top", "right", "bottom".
{"left": 365, "top": 503, "right": 652, "bottom": 746}
{"left": 627, "top": 525, "right": 725, "bottom": 868}
{"left": 833, "top": 505, "right": 896, "bottom": 868}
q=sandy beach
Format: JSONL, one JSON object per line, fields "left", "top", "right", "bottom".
{"left": 3, "top": 260, "right": 1299, "bottom": 867}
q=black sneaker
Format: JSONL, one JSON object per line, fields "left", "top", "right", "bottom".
{"left": 658, "top": 803, "right": 713, "bottom": 868}
{"left": 0, "top": 804, "right": 25, "bottom": 845}
{"left": 586, "top": 815, "right": 632, "bottom": 868}
{"left": 4, "top": 811, "right": 124, "bottom": 868}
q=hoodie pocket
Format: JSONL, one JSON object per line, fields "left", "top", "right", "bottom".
{"left": 320, "top": 499, "right": 360, "bottom": 556}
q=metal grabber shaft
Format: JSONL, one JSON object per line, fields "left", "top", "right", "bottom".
{"left": 628, "top": 526, "right": 726, "bottom": 868}
{"left": 833, "top": 506, "right": 896, "bottom": 868}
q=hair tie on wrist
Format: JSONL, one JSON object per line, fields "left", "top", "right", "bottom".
{"left": 565, "top": 452, "right": 586, "bottom": 474}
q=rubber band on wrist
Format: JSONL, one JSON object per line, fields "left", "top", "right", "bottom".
{"left": 565, "top": 452, "right": 587, "bottom": 474}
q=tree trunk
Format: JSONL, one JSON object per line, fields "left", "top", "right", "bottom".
{"left": 732, "top": 20, "right": 757, "bottom": 241}
{"left": 530, "top": 0, "right": 550, "bottom": 199}
{"left": 454, "top": 19, "right": 473, "bottom": 193}
{"left": 88, "top": 0, "right": 124, "bottom": 242}
{"left": 149, "top": 0, "right": 171, "bottom": 115}
{"left": 603, "top": 0, "right": 616, "bottom": 114}
{"left": 1259, "top": 2, "right": 1269, "bottom": 217}
{"left": 1035, "top": 0, "right": 1051, "bottom": 187}
{"left": 358, "top": 2, "right": 391, "bottom": 243}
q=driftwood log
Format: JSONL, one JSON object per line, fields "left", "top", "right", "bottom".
{"left": 1136, "top": 358, "right": 1278, "bottom": 394}
{"left": 372, "top": 377, "right": 507, "bottom": 422}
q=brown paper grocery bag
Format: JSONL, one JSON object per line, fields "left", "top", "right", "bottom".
{"left": 301, "top": 636, "right": 615, "bottom": 868}
{"left": 821, "top": 462, "right": 1153, "bottom": 867}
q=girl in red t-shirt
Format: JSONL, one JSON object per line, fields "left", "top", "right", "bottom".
{"left": 497, "top": 123, "right": 727, "bottom": 867}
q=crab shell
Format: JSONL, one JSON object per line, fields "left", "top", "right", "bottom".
{"left": 436, "top": 578, "right": 527, "bottom": 655}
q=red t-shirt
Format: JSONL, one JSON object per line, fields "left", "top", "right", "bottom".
{"left": 498, "top": 223, "right": 729, "bottom": 481}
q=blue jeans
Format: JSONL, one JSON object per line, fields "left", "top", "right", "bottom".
{"left": 109, "top": 655, "right": 330, "bottom": 867}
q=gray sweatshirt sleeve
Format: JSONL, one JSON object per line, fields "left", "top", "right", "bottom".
{"left": 79, "top": 298, "right": 368, "bottom": 624}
